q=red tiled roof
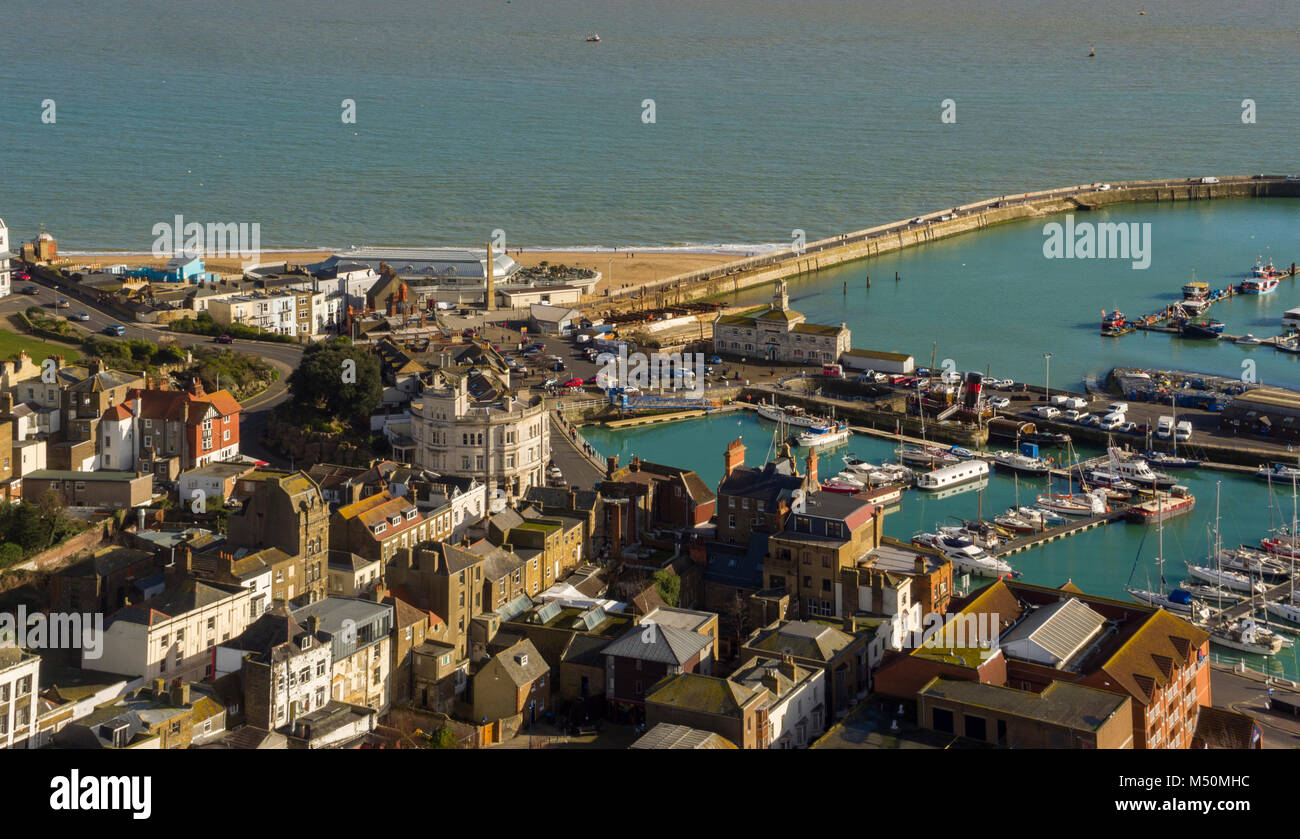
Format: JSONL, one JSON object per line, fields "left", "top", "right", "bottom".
{"left": 102, "top": 403, "right": 133, "bottom": 422}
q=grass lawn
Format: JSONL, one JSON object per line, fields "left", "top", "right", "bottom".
{"left": 0, "top": 327, "right": 82, "bottom": 364}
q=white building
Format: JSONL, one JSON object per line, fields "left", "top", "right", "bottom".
{"left": 0, "top": 645, "right": 40, "bottom": 748}
{"left": 713, "top": 280, "right": 851, "bottom": 365}
{"left": 0, "top": 219, "right": 12, "bottom": 298}
{"left": 92, "top": 580, "right": 252, "bottom": 682}
{"left": 99, "top": 402, "right": 136, "bottom": 471}
{"left": 214, "top": 609, "right": 334, "bottom": 730}
{"left": 409, "top": 373, "right": 550, "bottom": 500}
{"left": 731, "top": 657, "right": 826, "bottom": 749}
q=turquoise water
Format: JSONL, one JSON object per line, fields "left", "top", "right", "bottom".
{"left": 731, "top": 199, "right": 1300, "bottom": 389}
{"left": 3, "top": 0, "right": 1298, "bottom": 249}
{"left": 584, "top": 411, "right": 1300, "bottom": 677}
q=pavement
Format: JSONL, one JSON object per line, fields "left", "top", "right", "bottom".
{"left": 1209, "top": 664, "right": 1300, "bottom": 749}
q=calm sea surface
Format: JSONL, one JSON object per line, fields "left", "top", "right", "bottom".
{"left": 2, "top": 0, "right": 1297, "bottom": 249}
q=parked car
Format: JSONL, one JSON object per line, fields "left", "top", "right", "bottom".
{"left": 1064, "top": 397, "right": 1088, "bottom": 409}
{"left": 543, "top": 378, "right": 558, "bottom": 388}
{"left": 1175, "top": 420, "right": 1193, "bottom": 442}
{"left": 72, "top": 311, "right": 91, "bottom": 322}
{"left": 990, "top": 396, "right": 1011, "bottom": 409}
{"left": 1097, "top": 183, "right": 1112, "bottom": 191}
{"left": 1118, "top": 422, "right": 1138, "bottom": 433}
{"left": 1084, "top": 415, "right": 1103, "bottom": 427}
{"left": 563, "top": 378, "right": 584, "bottom": 388}
{"left": 1031, "top": 405, "right": 1060, "bottom": 419}
{"left": 215, "top": 334, "right": 235, "bottom": 344}
{"left": 1062, "top": 409, "right": 1084, "bottom": 422}
{"left": 1098, "top": 412, "right": 1125, "bottom": 431}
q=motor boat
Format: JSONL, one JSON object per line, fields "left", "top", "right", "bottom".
{"left": 911, "top": 532, "right": 1016, "bottom": 578}
{"left": 1235, "top": 333, "right": 1262, "bottom": 345}
{"left": 1257, "top": 463, "right": 1300, "bottom": 482}
{"left": 993, "top": 512, "right": 1037, "bottom": 534}
{"left": 586, "top": 33, "right": 601, "bottom": 42}
{"left": 1102, "top": 447, "right": 1176, "bottom": 489}
{"left": 1180, "top": 320, "right": 1225, "bottom": 339}
{"left": 1202, "top": 616, "right": 1285, "bottom": 656}
{"left": 992, "top": 450, "right": 1051, "bottom": 475}
{"left": 797, "top": 422, "right": 852, "bottom": 448}
{"left": 1142, "top": 451, "right": 1202, "bottom": 469}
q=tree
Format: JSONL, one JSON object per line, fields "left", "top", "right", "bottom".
{"left": 287, "top": 339, "right": 382, "bottom": 423}
{"left": 426, "top": 726, "right": 457, "bottom": 749}
{"left": 652, "top": 569, "right": 681, "bottom": 607}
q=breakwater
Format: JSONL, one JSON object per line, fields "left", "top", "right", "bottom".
{"left": 603, "top": 175, "right": 1300, "bottom": 309}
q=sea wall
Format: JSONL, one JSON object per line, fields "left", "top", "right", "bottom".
{"left": 605, "top": 175, "right": 1300, "bottom": 308}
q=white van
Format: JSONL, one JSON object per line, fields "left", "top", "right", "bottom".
{"left": 1201, "top": 176, "right": 1219, "bottom": 184}
{"left": 1099, "top": 413, "right": 1125, "bottom": 430}
{"left": 1050, "top": 394, "right": 1069, "bottom": 406}
{"left": 1108, "top": 402, "right": 1129, "bottom": 414}
{"left": 1064, "top": 396, "right": 1088, "bottom": 409}
{"left": 1175, "top": 421, "right": 1193, "bottom": 442}
{"left": 1155, "top": 416, "right": 1174, "bottom": 439}
{"left": 1032, "top": 405, "right": 1060, "bottom": 419}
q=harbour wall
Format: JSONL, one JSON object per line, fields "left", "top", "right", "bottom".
{"left": 602, "top": 175, "right": 1300, "bottom": 308}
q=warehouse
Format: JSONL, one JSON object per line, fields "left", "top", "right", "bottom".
{"left": 1220, "top": 386, "right": 1300, "bottom": 442}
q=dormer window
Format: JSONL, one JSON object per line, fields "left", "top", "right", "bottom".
{"left": 300, "top": 635, "right": 312, "bottom": 650}
{"left": 390, "top": 515, "right": 402, "bottom": 526}
{"left": 405, "top": 510, "right": 417, "bottom": 521}
{"left": 373, "top": 523, "right": 387, "bottom": 535}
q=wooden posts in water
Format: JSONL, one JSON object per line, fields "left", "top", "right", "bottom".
{"left": 866, "top": 275, "right": 871, "bottom": 288}
{"left": 895, "top": 271, "right": 900, "bottom": 282}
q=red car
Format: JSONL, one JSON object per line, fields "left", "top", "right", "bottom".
{"left": 215, "top": 334, "right": 235, "bottom": 344}
{"left": 563, "top": 378, "right": 585, "bottom": 388}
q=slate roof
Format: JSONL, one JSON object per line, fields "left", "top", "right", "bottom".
{"left": 107, "top": 579, "right": 246, "bottom": 628}
{"left": 747, "top": 621, "right": 855, "bottom": 663}
{"left": 718, "top": 455, "right": 805, "bottom": 507}
{"left": 601, "top": 622, "right": 710, "bottom": 665}
{"left": 917, "top": 677, "right": 1130, "bottom": 733}
{"left": 630, "top": 722, "right": 738, "bottom": 750}
{"left": 704, "top": 535, "right": 768, "bottom": 589}
{"left": 491, "top": 638, "right": 550, "bottom": 687}
{"left": 644, "top": 672, "right": 760, "bottom": 718}
{"left": 224, "top": 606, "right": 329, "bottom": 664}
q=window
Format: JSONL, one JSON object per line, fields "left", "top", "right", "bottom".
{"left": 932, "top": 708, "right": 954, "bottom": 734}
{"left": 316, "top": 660, "right": 326, "bottom": 677}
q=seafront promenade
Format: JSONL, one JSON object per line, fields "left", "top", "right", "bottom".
{"left": 602, "top": 174, "right": 1300, "bottom": 310}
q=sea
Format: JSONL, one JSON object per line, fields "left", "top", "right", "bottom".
{"left": 1, "top": 0, "right": 1297, "bottom": 251}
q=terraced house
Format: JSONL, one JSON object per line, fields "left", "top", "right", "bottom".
{"left": 331, "top": 490, "right": 430, "bottom": 567}
{"left": 128, "top": 377, "right": 242, "bottom": 476}
{"left": 291, "top": 597, "right": 394, "bottom": 715}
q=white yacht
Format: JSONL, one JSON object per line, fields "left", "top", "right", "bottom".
{"left": 1184, "top": 562, "right": 1266, "bottom": 594}
{"left": 912, "top": 532, "right": 1015, "bottom": 578}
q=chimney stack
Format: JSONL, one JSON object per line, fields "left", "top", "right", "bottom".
{"left": 723, "top": 438, "right": 745, "bottom": 480}
{"left": 779, "top": 653, "right": 798, "bottom": 681}
{"left": 308, "top": 615, "right": 321, "bottom": 634}
{"left": 805, "top": 448, "right": 818, "bottom": 489}
{"left": 914, "top": 556, "right": 926, "bottom": 574}
{"left": 605, "top": 455, "right": 619, "bottom": 479}
{"left": 170, "top": 679, "right": 191, "bottom": 707}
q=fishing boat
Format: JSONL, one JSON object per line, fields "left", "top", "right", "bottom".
{"left": 1251, "top": 255, "right": 1281, "bottom": 279}
{"left": 1276, "top": 337, "right": 1300, "bottom": 354}
{"left": 991, "top": 450, "right": 1051, "bottom": 475}
{"left": 1235, "top": 333, "right": 1262, "bottom": 345}
{"left": 915, "top": 459, "right": 990, "bottom": 492}
{"left": 1101, "top": 447, "right": 1176, "bottom": 489}
{"left": 1180, "top": 320, "right": 1224, "bottom": 339}
{"left": 1182, "top": 279, "right": 1210, "bottom": 303}
{"left": 1242, "top": 274, "right": 1280, "bottom": 294}
{"left": 1125, "top": 486, "right": 1195, "bottom": 523}
{"left": 585, "top": 33, "right": 600, "bottom": 42}
{"left": 796, "top": 422, "right": 851, "bottom": 448}
{"left": 911, "top": 533, "right": 1016, "bottom": 578}
{"left": 757, "top": 401, "right": 824, "bottom": 428}
{"left": 1100, "top": 309, "right": 1129, "bottom": 335}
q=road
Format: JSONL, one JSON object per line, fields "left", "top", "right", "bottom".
{"left": 2, "top": 274, "right": 303, "bottom": 467}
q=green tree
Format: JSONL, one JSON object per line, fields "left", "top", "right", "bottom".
{"left": 426, "top": 726, "right": 458, "bottom": 749}
{"left": 287, "top": 340, "right": 382, "bottom": 422}
{"left": 652, "top": 569, "right": 681, "bottom": 607}
{"left": 0, "top": 542, "right": 23, "bottom": 569}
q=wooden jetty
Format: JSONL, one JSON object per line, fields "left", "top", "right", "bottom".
{"left": 1213, "top": 578, "right": 1299, "bottom": 621}
{"left": 992, "top": 505, "right": 1135, "bottom": 558}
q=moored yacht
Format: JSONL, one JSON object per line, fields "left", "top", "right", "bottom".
{"left": 911, "top": 532, "right": 1016, "bottom": 578}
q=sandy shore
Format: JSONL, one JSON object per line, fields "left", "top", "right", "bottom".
{"left": 510, "top": 250, "right": 736, "bottom": 295}
{"left": 59, "top": 248, "right": 740, "bottom": 298}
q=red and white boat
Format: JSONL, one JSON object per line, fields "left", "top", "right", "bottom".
{"left": 1260, "top": 534, "right": 1300, "bottom": 558}
{"left": 821, "top": 479, "right": 862, "bottom": 494}
{"left": 1101, "top": 309, "right": 1127, "bottom": 334}
{"left": 1125, "top": 486, "right": 1195, "bottom": 523}
{"left": 1242, "top": 274, "right": 1279, "bottom": 294}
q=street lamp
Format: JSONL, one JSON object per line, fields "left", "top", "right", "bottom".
{"left": 1043, "top": 353, "right": 1053, "bottom": 402}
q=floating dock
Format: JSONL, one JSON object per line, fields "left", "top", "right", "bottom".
{"left": 992, "top": 505, "right": 1135, "bottom": 558}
